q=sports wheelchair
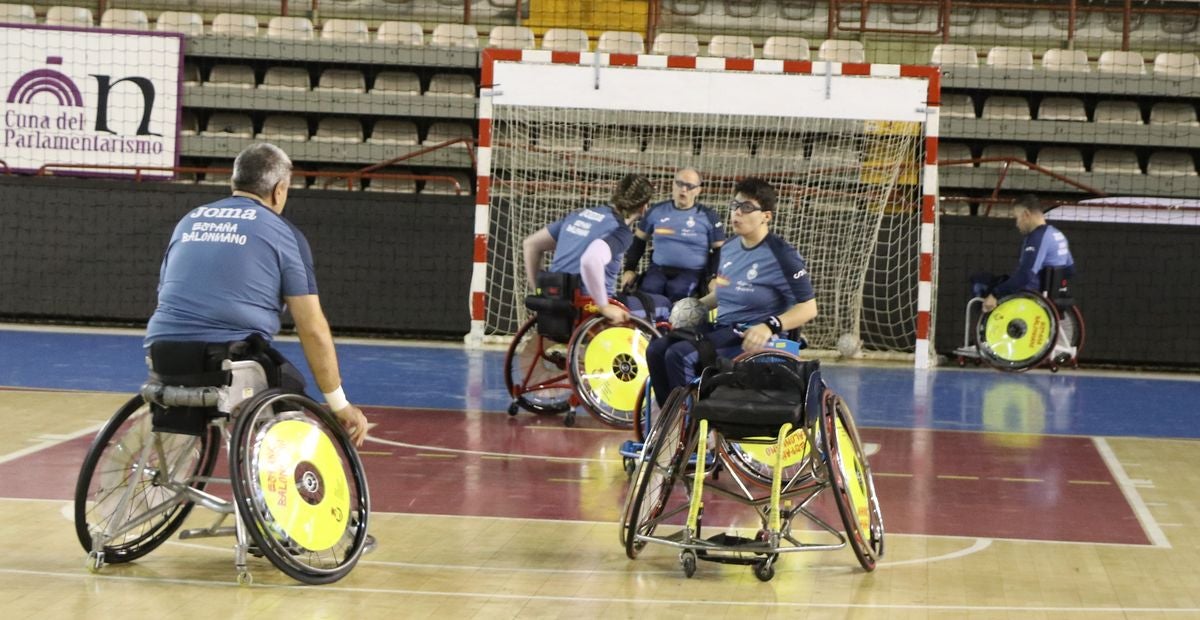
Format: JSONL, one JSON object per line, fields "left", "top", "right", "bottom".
{"left": 619, "top": 343, "right": 884, "bottom": 581}
{"left": 74, "top": 340, "right": 371, "bottom": 585}
{"left": 505, "top": 272, "right": 663, "bottom": 428}
{"left": 954, "top": 266, "right": 1085, "bottom": 372}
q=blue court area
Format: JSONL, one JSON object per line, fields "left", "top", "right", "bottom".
{"left": 1, "top": 327, "right": 1198, "bottom": 439}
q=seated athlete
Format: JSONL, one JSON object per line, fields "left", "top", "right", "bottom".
{"left": 973, "top": 194, "right": 1076, "bottom": 311}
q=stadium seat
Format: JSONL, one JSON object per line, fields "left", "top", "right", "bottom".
{"left": 368, "top": 119, "right": 420, "bottom": 145}
{"left": 46, "top": 6, "right": 92, "bottom": 26}
{"left": 313, "top": 118, "right": 364, "bottom": 143}
{"left": 940, "top": 199, "right": 973, "bottom": 215}
{"left": 811, "top": 139, "right": 862, "bottom": 167}
{"left": 427, "top": 73, "right": 476, "bottom": 98}
{"left": 365, "top": 176, "right": 418, "bottom": 193}
{"left": 707, "top": 34, "right": 755, "bottom": 58}
{"left": 591, "top": 128, "right": 643, "bottom": 153}
{"left": 986, "top": 46, "right": 1034, "bottom": 70}
{"left": 538, "top": 125, "right": 586, "bottom": 151}
{"left": 156, "top": 11, "right": 203, "bottom": 36}
{"left": 172, "top": 172, "right": 198, "bottom": 184}
{"left": 1041, "top": 49, "right": 1090, "bottom": 72}
{"left": 762, "top": 36, "right": 810, "bottom": 60}
{"left": 1090, "top": 150, "right": 1141, "bottom": 174}
{"left": 371, "top": 71, "right": 421, "bottom": 96}
{"left": 321, "top": 19, "right": 370, "bottom": 43}
{"left": 597, "top": 30, "right": 644, "bottom": 54}
{"left": 258, "top": 115, "right": 310, "bottom": 141}
{"left": 100, "top": 8, "right": 148, "bottom": 30}
{"left": 202, "top": 112, "right": 253, "bottom": 138}
{"left": 488, "top": 25, "right": 535, "bottom": 49}
{"left": 290, "top": 174, "right": 309, "bottom": 189}
{"left": 817, "top": 39, "right": 865, "bottom": 63}
{"left": 1147, "top": 152, "right": 1197, "bottom": 176}
{"left": 1149, "top": 102, "right": 1199, "bottom": 126}
{"left": 937, "top": 142, "right": 975, "bottom": 166}
{"left": 377, "top": 21, "right": 423, "bottom": 45}
{"left": 1036, "top": 147, "right": 1085, "bottom": 174}
{"left": 0, "top": 4, "right": 36, "bottom": 24}
{"left": 651, "top": 32, "right": 700, "bottom": 56}
{"left": 982, "top": 96, "right": 1031, "bottom": 120}
{"left": 431, "top": 23, "right": 479, "bottom": 48}
{"left": 318, "top": 69, "right": 367, "bottom": 93}
{"left": 1037, "top": 97, "right": 1086, "bottom": 121}
{"left": 422, "top": 171, "right": 473, "bottom": 195}
{"left": 200, "top": 170, "right": 231, "bottom": 186}
{"left": 931, "top": 43, "right": 978, "bottom": 67}
{"left": 211, "top": 13, "right": 259, "bottom": 37}
{"left": 261, "top": 66, "right": 310, "bottom": 91}
{"left": 206, "top": 64, "right": 256, "bottom": 89}
{"left": 425, "top": 121, "right": 474, "bottom": 147}
{"left": 755, "top": 136, "right": 804, "bottom": 159}
{"left": 979, "top": 144, "right": 1027, "bottom": 168}
{"left": 267, "top": 16, "right": 314, "bottom": 40}
{"left": 1094, "top": 100, "right": 1143, "bottom": 124}
{"left": 179, "top": 109, "right": 199, "bottom": 136}
{"left": 1152, "top": 52, "right": 1200, "bottom": 77}
{"left": 1098, "top": 50, "right": 1146, "bottom": 74}
{"left": 698, "top": 135, "right": 752, "bottom": 157}
{"left": 941, "top": 93, "right": 977, "bottom": 118}
{"left": 182, "top": 63, "right": 200, "bottom": 86}
{"left": 542, "top": 28, "right": 589, "bottom": 51}
{"left": 644, "top": 131, "right": 695, "bottom": 154}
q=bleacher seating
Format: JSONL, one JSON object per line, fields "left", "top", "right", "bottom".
{"left": 207, "top": 65, "right": 256, "bottom": 89}
{"left": 817, "top": 40, "right": 865, "bottom": 63}
{"left": 938, "top": 143, "right": 975, "bottom": 166}
{"left": 1037, "top": 97, "right": 1087, "bottom": 122}
{"left": 1094, "top": 100, "right": 1143, "bottom": 124}
{"left": 652, "top": 33, "right": 699, "bottom": 56}
{"left": 427, "top": 74, "right": 475, "bottom": 98}
{"left": 1036, "top": 147, "right": 1086, "bottom": 174}
{"left": 1091, "top": 150, "right": 1141, "bottom": 174}
{"left": 1149, "top": 102, "right": 1199, "bottom": 126}
{"left": 597, "top": 31, "right": 644, "bottom": 54}
{"left": 259, "top": 115, "right": 310, "bottom": 141}
{"left": 261, "top": 66, "right": 310, "bottom": 91}
{"left": 541, "top": 28, "right": 589, "bottom": 51}
{"left": 318, "top": 69, "right": 367, "bottom": 93}
{"left": 1098, "top": 50, "right": 1146, "bottom": 74}
{"left": 267, "top": 16, "right": 314, "bottom": 40}
{"left": 377, "top": 21, "right": 424, "bottom": 46}
{"left": 430, "top": 23, "right": 478, "bottom": 48}
{"left": 368, "top": 120, "right": 420, "bottom": 145}
{"left": 1147, "top": 152, "right": 1197, "bottom": 176}
{"left": 179, "top": 110, "right": 199, "bottom": 136}
{"left": 321, "top": 19, "right": 370, "bottom": 43}
{"left": 366, "top": 176, "right": 418, "bottom": 193}
{"left": 0, "top": 4, "right": 35, "bottom": 24}
{"left": 980, "top": 145, "right": 1027, "bottom": 167}
{"left": 762, "top": 36, "right": 810, "bottom": 61}
{"left": 46, "top": 6, "right": 92, "bottom": 26}
{"left": 1152, "top": 52, "right": 1200, "bottom": 77}
{"left": 986, "top": 46, "right": 1034, "bottom": 70}
{"left": 982, "top": 96, "right": 1031, "bottom": 120}
{"left": 706, "top": 35, "right": 754, "bottom": 59}
{"left": 591, "top": 128, "right": 643, "bottom": 153}
{"left": 488, "top": 25, "right": 535, "bottom": 50}
{"left": 211, "top": 14, "right": 259, "bottom": 38}
{"left": 425, "top": 122, "right": 474, "bottom": 147}
{"left": 203, "top": 113, "right": 254, "bottom": 138}
{"left": 1041, "top": 49, "right": 1090, "bottom": 72}
{"left": 422, "top": 171, "right": 473, "bottom": 195}
{"left": 313, "top": 118, "right": 364, "bottom": 143}
{"left": 941, "top": 94, "right": 976, "bottom": 118}
{"left": 156, "top": 11, "right": 203, "bottom": 36}
{"left": 372, "top": 71, "right": 421, "bottom": 96}
{"left": 182, "top": 63, "right": 200, "bottom": 86}
{"left": 931, "top": 44, "right": 978, "bottom": 67}
{"left": 100, "top": 9, "right": 148, "bottom": 30}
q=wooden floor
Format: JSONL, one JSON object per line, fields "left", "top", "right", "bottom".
{"left": 2, "top": 327, "right": 1200, "bottom": 618}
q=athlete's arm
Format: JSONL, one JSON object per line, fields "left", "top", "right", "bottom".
{"left": 523, "top": 227, "right": 556, "bottom": 290}
{"left": 287, "top": 294, "right": 367, "bottom": 446}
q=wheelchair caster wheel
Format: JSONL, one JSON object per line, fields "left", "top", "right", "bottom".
{"left": 754, "top": 559, "right": 775, "bottom": 582}
{"left": 507, "top": 402, "right": 519, "bottom": 416}
{"left": 86, "top": 551, "right": 104, "bottom": 573}
{"left": 955, "top": 356, "right": 966, "bottom": 367}
{"left": 622, "top": 456, "right": 635, "bottom": 476}
{"left": 237, "top": 570, "right": 253, "bottom": 586}
{"left": 564, "top": 412, "right": 576, "bottom": 427}
{"left": 1049, "top": 365, "right": 1059, "bottom": 373}
{"left": 680, "top": 550, "right": 697, "bottom": 578}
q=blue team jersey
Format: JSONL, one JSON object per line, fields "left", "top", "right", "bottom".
{"left": 993, "top": 223, "right": 1075, "bottom": 296}
{"left": 145, "top": 196, "right": 318, "bottom": 345}
{"left": 713, "top": 233, "right": 815, "bottom": 326}
{"left": 636, "top": 200, "right": 724, "bottom": 270}
{"left": 546, "top": 204, "right": 633, "bottom": 297}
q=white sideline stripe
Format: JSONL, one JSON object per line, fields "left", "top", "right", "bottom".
{"left": 367, "top": 436, "right": 612, "bottom": 464}
{"left": 0, "top": 422, "right": 104, "bottom": 465}
{"left": 1093, "top": 436, "right": 1170, "bottom": 548}
{"left": 2, "top": 567, "right": 1199, "bottom": 613}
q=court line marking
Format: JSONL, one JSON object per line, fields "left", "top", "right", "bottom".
{"left": 367, "top": 436, "right": 610, "bottom": 464}
{"left": 2, "top": 567, "right": 1198, "bottom": 613}
{"left": 0, "top": 422, "right": 105, "bottom": 466}
{"left": 1093, "top": 436, "right": 1170, "bottom": 548}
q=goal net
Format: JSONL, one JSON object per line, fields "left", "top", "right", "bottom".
{"left": 470, "top": 50, "right": 940, "bottom": 368}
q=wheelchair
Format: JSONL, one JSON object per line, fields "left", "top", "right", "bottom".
{"left": 505, "top": 272, "right": 662, "bottom": 428}
{"left": 954, "top": 266, "right": 1085, "bottom": 372}
{"left": 619, "top": 343, "right": 884, "bottom": 581}
{"left": 74, "top": 341, "right": 371, "bottom": 585}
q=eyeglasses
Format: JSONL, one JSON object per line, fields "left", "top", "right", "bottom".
{"left": 673, "top": 179, "right": 701, "bottom": 191}
{"left": 729, "top": 199, "right": 764, "bottom": 214}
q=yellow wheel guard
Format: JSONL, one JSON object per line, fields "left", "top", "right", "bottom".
{"left": 982, "top": 296, "right": 1054, "bottom": 363}
{"left": 256, "top": 419, "right": 351, "bottom": 552}
{"left": 580, "top": 326, "right": 651, "bottom": 411}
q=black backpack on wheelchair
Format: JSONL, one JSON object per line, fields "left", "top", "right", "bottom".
{"left": 524, "top": 271, "right": 580, "bottom": 343}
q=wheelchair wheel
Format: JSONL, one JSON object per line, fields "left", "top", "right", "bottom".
{"left": 621, "top": 386, "right": 690, "bottom": 559}
{"left": 1058, "top": 306, "right": 1085, "bottom": 357}
{"left": 977, "top": 292, "right": 1059, "bottom": 372}
{"left": 74, "top": 395, "right": 220, "bottom": 564}
{"left": 632, "top": 378, "right": 653, "bottom": 443}
{"left": 505, "top": 316, "right": 573, "bottom": 415}
{"left": 715, "top": 349, "right": 814, "bottom": 489}
{"left": 229, "top": 390, "right": 370, "bottom": 585}
{"left": 822, "top": 392, "right": 884, "bottom": 572}
{"left": 568, "top": 314, "right": 660, "bottom": 428}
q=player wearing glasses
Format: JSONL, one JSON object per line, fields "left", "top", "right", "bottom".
{"left": 644, "top": 177, "right": 818, "bottom": 407}
{"left": 619, "top": 168, "right": 725, "bottom": 302}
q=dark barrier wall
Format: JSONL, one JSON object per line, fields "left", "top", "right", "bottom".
{"left": 937, "top": 214, "right": 1197, "bottom": 367}
{"left": 1, "top": 177, "right": 1194, "bottom": 365}
{"left": 0, "top": 177, "right": 474, "bottom": 338}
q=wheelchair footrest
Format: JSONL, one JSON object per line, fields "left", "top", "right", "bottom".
{"left": 695, "top": 533, "right": 774, "bottom": 565}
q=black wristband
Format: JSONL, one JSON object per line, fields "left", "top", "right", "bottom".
{"left": 764, "top": 315, "right": 784, "bottom": 335}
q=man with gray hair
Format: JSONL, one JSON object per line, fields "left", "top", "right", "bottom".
{"left": 145, "top": 143, "right": 368, "bottom": 446}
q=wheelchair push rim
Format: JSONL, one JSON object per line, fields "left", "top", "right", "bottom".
{"left": 74, "top": 394, "right": 220, "bottom": 563}
{"left": 568, "top": 314, "right": 659, "bottom": 429}
{"left": 505, "top": 316, "right": 573, "bottom": 415}
{"left": 823, "top": 392, "right": 885, "bottom": 571}
{"left": 230, "top": 390, "right": 371, "bottom": 585}
{"left": 977, "top": 292, "right": 1059, "bottom": 371}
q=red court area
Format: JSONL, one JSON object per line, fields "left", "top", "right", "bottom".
{"left": 2, "top": 405, "right": 1150, "bottom": 546}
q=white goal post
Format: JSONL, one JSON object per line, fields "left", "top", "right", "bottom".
{"left": 469, "top": 48, "right": 941, "bottom": 368}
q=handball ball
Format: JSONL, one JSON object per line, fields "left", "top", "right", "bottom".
{"left": 669, "top": 298, "right": 708, "bottom": 330}
{"left": 837, "top": 333, "right": 861, "bottom": 358}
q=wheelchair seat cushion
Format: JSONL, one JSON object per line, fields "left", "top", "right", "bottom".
{"left": 693, "top": 385, "right": 804, "bottom": 439}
